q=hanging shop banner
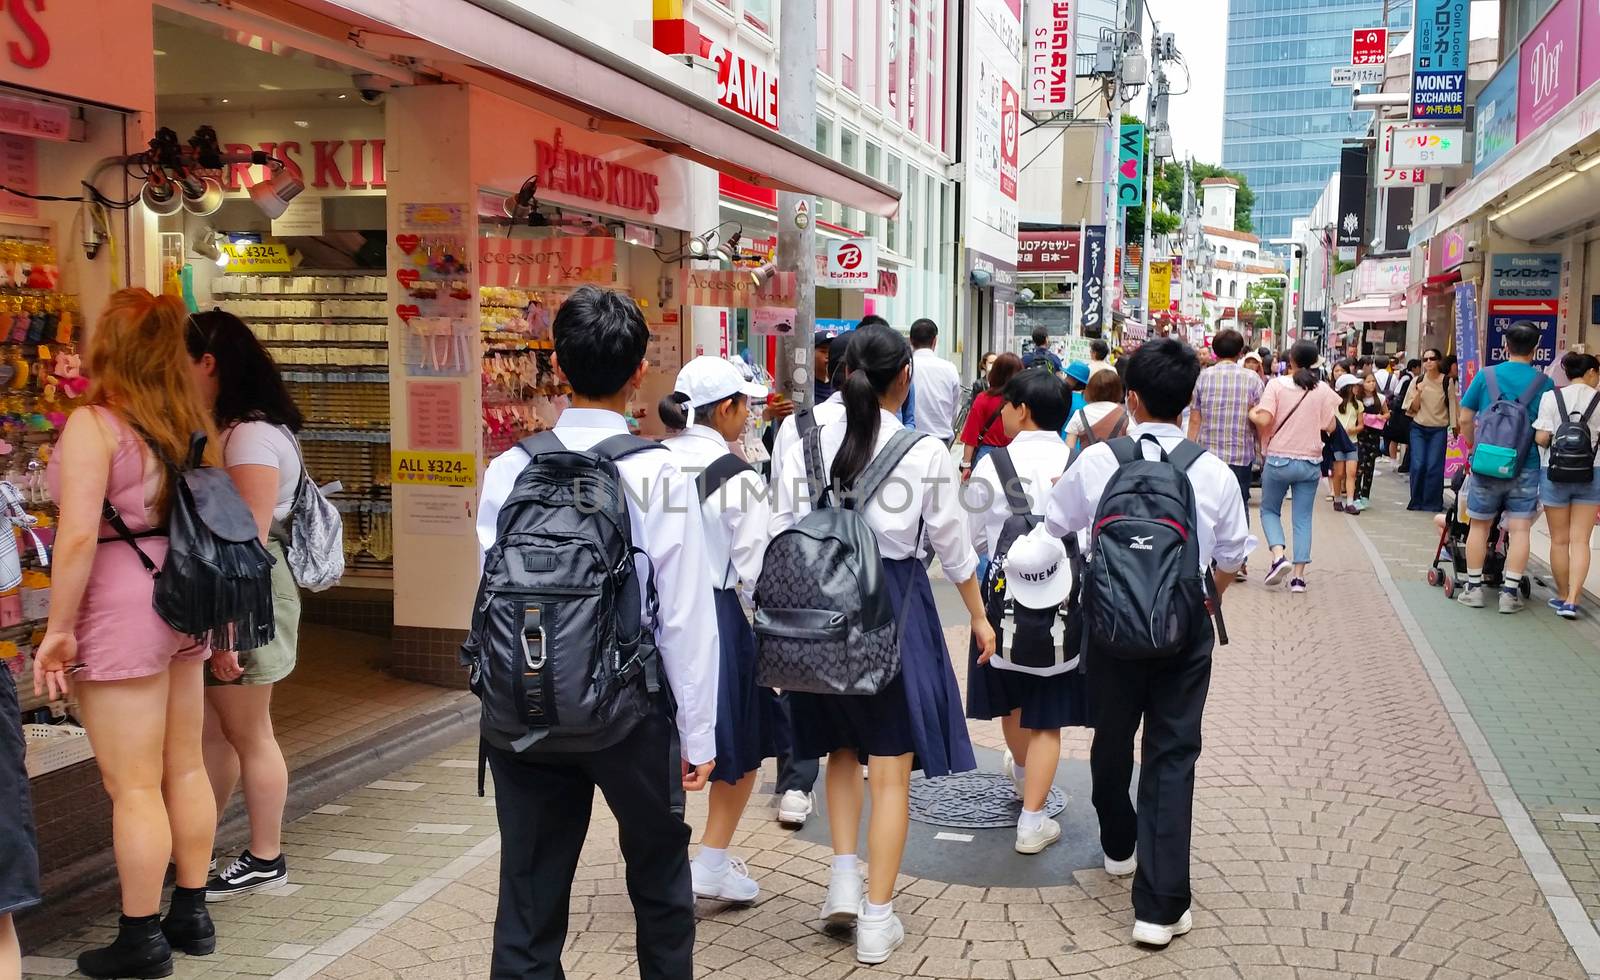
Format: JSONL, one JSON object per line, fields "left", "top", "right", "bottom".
{"left": 963, "top": 0, "right": 1024, "bottom": 265}
{"left": 1376, "top": 120, "right": 1440, "bottom": 187}
{"left": 1017, "top": 230, "right": 1080, "bottom": 273}
{"left": 1390, "top": 126, "right": 1465, "bottom": 167}
{"left": 392, "top": 451, "right": 477, "bottom": 488}
{"left": 749, "top": 307, "right": 796, "bottom": 336}
{"left": 1023, "top": 1, "right": 1075, "bottom": 113}
{"left": 1487, "top": 253, "right": 1561, "bottom": 368}
{"left": 709, "top": 43, "right": 779, "bottom": 130}
{"left": 678, "top": 269, "right": 798, "bottom": 308}
{"left": 1409, "top": 0, "right": 1470, "bottom": 121}
{"left": 1079, "top": 224, "right": 1108, "bottom": 334}
{"left": 222, "top": 243, "right": 292, "bottom": 273}
{"left": 1454, "top": 282, "right": 1480, "bottom": 390}
{"left": 478, "top": 237, "right": 617, "bottom": 288}
{"left": 1117, "top": 122, "right": 1145, "bottom": 209}
{"left": 1149, "top": 261, "right": 1172, "bottom": 313}
{"left": 821, "top": 238, "right": 878, "bottom": 288}
{"left": 1474, "top": 53, "right": 1519, "bottom": 174}
{"left": 1352, "top": 27, "right": 1389, "bottom": 66}
{"left": 1336, "top": 147, "right": 1370, "bottom": 249}
{"left": 1382, "top": 187, "right": 1416, "bottom": 253}
{"left": 1517, "top": 0, "right": 1580, "bottom": 140}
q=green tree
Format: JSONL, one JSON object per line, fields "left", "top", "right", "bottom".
{"left": 1155, "top": 160, "right": 1256, "bottom": 234}
{"left": 1242, "top": 278, "right": 1285, "bottom": 333}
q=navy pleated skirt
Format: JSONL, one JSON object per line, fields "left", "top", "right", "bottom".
{"left": 965, "top": 642, "right": 1092, "bottom": 731}
{"left": 788, "top": 558, "right": 977, "bottom": 778}
{"left": 711, "top": 587, "right": 787, "bottom": 785}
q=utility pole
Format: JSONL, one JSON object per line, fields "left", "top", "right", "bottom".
{"left": 1140, "top": 62, "right": 1165, "bottom": 327}
{"left": 776, "top": 2, "right": 818, "bottom": 411}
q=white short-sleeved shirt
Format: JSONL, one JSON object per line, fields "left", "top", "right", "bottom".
{"left": 769, "top": 393, "right": 845, "bottom": 492}
{"left": 1065, "top": 401, "right": 1123, "bottom": 437}
{"left": 967, "top": 430, "right": 1072, "bottom": 558}
{"left": 771, "top": 409, "right": 979, "bottom": 584}
{"left": 1535, "top": 382, "right": 1600, "bottom": 468}
{"left": 223, "top": 421, "right": 302, "bottom": 521}
{"left": 911, "top": 347, "right": 963, "bottom": 440}
{"left": 663, "top": 424, "right": 772, "bottom": 602}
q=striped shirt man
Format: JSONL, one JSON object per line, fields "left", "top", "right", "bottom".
{"left": 1190, "top": 360, "right": 1264, "bottom": 468}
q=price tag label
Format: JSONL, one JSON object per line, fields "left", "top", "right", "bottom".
{"left": 222, "top": 243, "right": 292, "bottom": 273}
{"left": 392, "top": 450, "right": 477, "bottom": 487}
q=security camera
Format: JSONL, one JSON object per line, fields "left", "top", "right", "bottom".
{"left": 1465, "top": 239, "right": 1482, "bottom": 255}
{"left": 352, "top": 74, "right": 395, "bottom": 105}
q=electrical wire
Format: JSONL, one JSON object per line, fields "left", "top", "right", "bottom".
{"left": 1019, "top": 87, "right": 1104, "bottom": 174}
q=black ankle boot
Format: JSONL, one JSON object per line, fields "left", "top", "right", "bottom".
{"left": 77, "top": 913, "right": 174, "bottom": 979}
{"left": 161, "top": 885, "right": 216, "bottom": 956}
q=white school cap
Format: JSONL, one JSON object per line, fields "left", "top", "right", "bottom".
{"left": 1004, "top": 525, "right": 1073, "bottom": 609}
{"left": 673, "top": 355, "right": 769, "bottom": 408}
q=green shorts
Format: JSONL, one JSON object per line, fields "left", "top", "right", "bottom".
{"left": 207, "top": 538, "right": 300, "bottom": 687}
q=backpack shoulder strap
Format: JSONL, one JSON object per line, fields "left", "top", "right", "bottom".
{"left": 1518, "top": 373, "right": 1548, "bottom": 408}
{"left": 1107, "top": 435, "right": 1141, "bottom": 467}
{"left": 853, "top": 429, "right": 927, "bottom": 507}
{"left": 515, "top": 430, "right": 566, "bottom": 461}
{"left": 698, "top": 453, "right": 754, "bottom": 502}
{"left": 1485, "top": 367, "right": 1502, "bottom": 402}
{"left": 801, "top": 422, "right": 828, "bottom": 507}
{"left": 988, "top": 447, "right": 1030, "bottom": 515}
{"left": 590, "top": 433, "right": 666, "bottom": 462}
{"left": 1165, "top": 439, "right": 1206, "bottom": 473}
{"left": 794, "top": 406, "right": 817, "bottom": 435}
{"left": 1072, "top": 408, "right": 1092, "bottom": 444}
{"left": 1556, "top": 385, "right": 1570, "bottom": 419}
{"left": 1583, "top": 390, "right": 1600, "bottom": 426}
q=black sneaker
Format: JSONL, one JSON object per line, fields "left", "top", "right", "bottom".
{"left": 205, "top": 851, "right": 287, "bottom": 901}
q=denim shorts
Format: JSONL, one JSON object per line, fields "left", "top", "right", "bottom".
{"left": 1465, "top": 465, "right": 1542, "bottom": 520}
{"left": 1541, "top": 466, "right": 1600, "bottom": 507}
{"left": 1332, "top": 451, "right": 1358, "bottom": 463}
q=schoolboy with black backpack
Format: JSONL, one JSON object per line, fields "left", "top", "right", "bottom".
{"left": 1045, "top": 338, "right": 1255, "bottom": 951}
{"left": 469, "top": 287, "right": 719, "bottom": 980}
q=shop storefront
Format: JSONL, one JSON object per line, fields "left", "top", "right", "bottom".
{"left": 1013, "top": 228, "right": 1079, "bottom": 357}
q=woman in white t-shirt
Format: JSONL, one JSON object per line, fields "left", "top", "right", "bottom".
{"left": 186, "top": 310, "right": 305, "bottom": 899}
{"left": 1063, "top": 368, "right": 1128, "bottom": 457}
{"left": 1534, "top": 351, "right": 1600, "bottom": 619}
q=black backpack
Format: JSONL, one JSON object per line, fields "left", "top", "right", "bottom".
{"left": 983, "top": 448, "right": 1082, "bottom": 674}
{"left": 1081, "top": 436, "right": 1227, "bottom": 660}
{"left": 1548, "top": 387, "right": 1600, "bottom": 484}
{"left": 752, "top": 426, "right": 924, "bottom": 695}
{"left": 461, "top": 432, "right": 664, "bottom": 758}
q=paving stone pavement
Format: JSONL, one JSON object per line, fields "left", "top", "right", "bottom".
{"left": 22, "top": 471, "right": 1600, "bottom": 979}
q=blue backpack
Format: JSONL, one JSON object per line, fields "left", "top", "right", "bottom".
{"left": 1469, "top": 369, "right": 1546, "bottom": 480}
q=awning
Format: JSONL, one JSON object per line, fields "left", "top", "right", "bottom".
{"left": 1334, "top": 296, "right": 1408, "bottom": 324}
{"left": 1410, "top": 78, "right": 1600, "bottom": 247}
{"left": 309, "top": 0, "right": 901, "bottom": 217}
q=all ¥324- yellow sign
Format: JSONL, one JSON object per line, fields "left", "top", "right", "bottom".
{"left": 392, "top": 451, "right": 477, "bottom": 488}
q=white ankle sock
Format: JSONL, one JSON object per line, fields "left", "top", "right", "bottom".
{"left": 831, "top": 854, "right": 859, "bottom": 874}
{"left": 1018, "top": 807, "right": 1045, "bottom": 833}
{"left": 864, "top": 899, "right": 893, "bottom": 919}
{"left": 696, "top": 846, "right": 728, "bottom": 871}
{"left": 1012, "top": 763, "right": 1026, "bottom": 784}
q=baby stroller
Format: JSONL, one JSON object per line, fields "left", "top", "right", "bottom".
{"left": 1425, "top": 471, "right": 1531, "bottom": 599}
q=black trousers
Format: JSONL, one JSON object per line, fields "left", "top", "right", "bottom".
{"left": 487, "top": 708, "right": 694, "bottom": 980}
{"left": 1088, "top": 629, "right": 1214, "bottom": 925}
{"left": 1227, "top": 463, "right": 1253, "bottom": 508}
{"left": 774, "top": 692, "right": 819, "bottom": 794}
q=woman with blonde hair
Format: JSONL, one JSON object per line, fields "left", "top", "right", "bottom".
{"left": 35, "top": 288, "right": 222, "bottom": 978}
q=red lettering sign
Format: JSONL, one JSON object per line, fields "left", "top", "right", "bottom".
{"left": 710, "top": 44, "right": 779, "bottom": 130}
{"left": 218, "top": 137, "right": 386, "bottom": 192}
{"left": 5, "top": 0, "right": 50, "bottom": 71}
{"left": 536, "top": 128, "right": 661, "bottom": 215}
{"left": 1351, "top": 28, "right": 1387, "bottom": 66}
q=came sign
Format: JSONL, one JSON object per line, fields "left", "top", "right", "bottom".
{"left": 1390, "top": 126, "right": 1465, "bottom": 166}
{"left": 1023, "top": 1, "right": 1075, "bottom": 112}
{"left": 822, "top": 238, "right": 878, "bottom": 288}
{"left": 709, "top": 44, "right": 779, "bottom": 130}
{"left": 1352, "top": 28, "right": 1388, "bottom": 65}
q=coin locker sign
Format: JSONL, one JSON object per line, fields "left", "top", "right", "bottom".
{"left": 393, "top": 451, "right": 477, "bottom": 487}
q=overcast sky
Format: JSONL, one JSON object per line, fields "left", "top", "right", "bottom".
{"left": 1145, "top": 0, "right": 1228, "bottom": 165}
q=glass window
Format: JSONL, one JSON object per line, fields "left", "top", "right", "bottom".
{"left": 816, "top": 117, "right": 836, "bottom": 224}
{"left": 864, "top": 141, "right": 882, "bottom": 241}
{"left": 886, "top": 153, "right": 902, "bottom": 253}
{"left": 839, "top": 0, "right": 858, "bottom": 92}
{"left": 888, "top": 0, "right": 900, "bottom": 118}
{"left": 817, "top": 0, "right": 832, "bottom": 74}
{"left": 907, "top": 0, "right": 919, "bottom": 134}
{"left": 744, "top": 0, "right": 772, "bottom": 34}
{"left": 840, "top": 128, "right": 860, "bottom": 231}
{"left": 861, "top": 0, "right": 879, "bottom": 106}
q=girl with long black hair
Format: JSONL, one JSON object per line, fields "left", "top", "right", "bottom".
{"left": 771, "top": 322, "right": 995, "bottom": 966}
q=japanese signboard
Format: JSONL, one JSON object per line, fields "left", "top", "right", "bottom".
{"left": 1117, "top": 122, "right": 1145, "bottom": 209}
{"left": 1149, "top": 261, "right": 1172, "bottom": 313}
{"left": 222, "top": 242, "right": 291, "bottom": 273}
{"left": 1390, "top": 126, "right": 1465, "bottom": 167}
{"left": 1333, "top": 65, "right": 1386, "bottom": 86}
{"left": 963, "top": 0, "right": 1024, "bottom": 266}
{"left": 1336, "top": 146, "right": 1370, "bottom": 250}
{"left": 1079, "top": 224, "right": 1107, "bottom": 334}
{"left": 821, "top": 238, "right": 878, "bottom": 288}
{"left": 1487, "top": 253, "right": 1561, "bottom": 368}
{"left": 1474, "top": 53, "right": 1520, "bottom": 174}
{"left": 1454, "top": 282, "right": 1480, "bottom": 389}
{"left": 1023, "top": 1, "right": 1075, "bottom": 112}
{"left": 1352, "top": 28, "right": 1388, "bottom": 66}
{"left": 1517, "top": 0, "right": 1579, "bottom": 140}
{"left": 1017, "top": 230, "right": 1080, "bottom": 273}
{"left": 1376, "top": 120, "right": 1440, "bottom": 187}
{"left": 1409, "top": 0, "right": 1470, "bottom": 121}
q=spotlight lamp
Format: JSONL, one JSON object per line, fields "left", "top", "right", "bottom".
{"left": 749, "top": 262, "right": 777, "bottom": 288}
{"left": 140, "top": 178, "right": 184, "bottom": 216}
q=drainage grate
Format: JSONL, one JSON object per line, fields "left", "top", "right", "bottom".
{"left": 907, "top": 771, "right": 1067, "bottom": 829}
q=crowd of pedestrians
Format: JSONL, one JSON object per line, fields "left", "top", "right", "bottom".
{"left": 4, "top": 282, "right": 1595, "bottom": 980}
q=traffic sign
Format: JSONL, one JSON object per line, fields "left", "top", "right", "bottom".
{"left": 1352, "top": 28, "right": 1388, "bottom": 66}
{"left": 1332, "top": 65, "right": 1386, "bottom": 86}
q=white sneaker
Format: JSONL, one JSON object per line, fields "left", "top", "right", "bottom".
{"left": 1104, "top": 852, "right": 1137, "bottom": 877}
{"left": 1131, "top": 908, "right": 1193, "bottom": 947}
{"left": 1002, "top": 749, "right": 1023, "bottom": 798}
{"left": 1015, "top": 817, "right": 1061, "bottom": 855}
{"left": 777, "top": 789, "right": 814, "bottom": 827}
{"left": 691, "top": 855, "right": 759, "bottom": 904}
{"left": 821, "top": 866, "right": 864, "bottom": 925}
{"left": 855, "top": 908, "right": 905, "bottom": 965}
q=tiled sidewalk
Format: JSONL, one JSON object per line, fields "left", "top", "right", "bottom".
{"left": 22, "top": 487, "right": 1600, "bottom": 979}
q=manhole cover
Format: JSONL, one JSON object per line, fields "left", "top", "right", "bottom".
{"left": 907, "top": 771, "right": 1067, "bottom": 829}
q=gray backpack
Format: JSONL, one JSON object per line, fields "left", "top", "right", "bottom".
{"left": 753, "top": 425, "right": 925, "bottom": 696}
{"left": 1468, "top": 369, "right": 1545, "bottom": 481}
{"left": 272, "top": 429, "right": 344, "bottom": 591}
